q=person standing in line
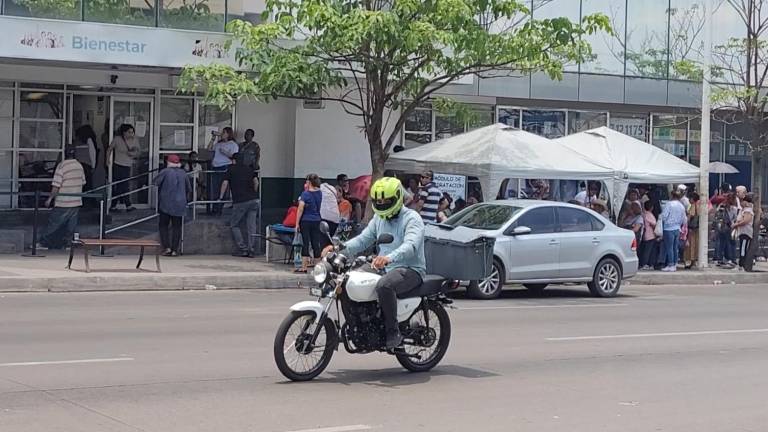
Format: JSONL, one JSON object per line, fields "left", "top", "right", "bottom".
{"left": 733, "top": 193, "right": 755, "bottom": 271}
{"left": 413, "top": 170, "right": 442, "bottom": 223}
{"left": 639, "top": 200, "right": 658, "bottom": 270}
{"left": 660, "top": 191, "right": 688, "bottom": 272}
{"left": 219, "top": 152, "right": 260, "bottom": 257}
{"left": 184, "top": 151, "right": 205, "bottom": 202}
{"left": 207, "top": 127, "right": 239, "bottom": 215}
{"left": 683, "top": 192, "right": 701, "bottom": 269}
{"left": 319, "top": 181, "right": 341, "bottom": 244}
{"left": 37, "top": 147, "right": 85, "bottom": 250}
{"left": 73, "top": 125, "right": 97, "bottom": 195}
{"left": 239, "top": 129, "right": 260, "bottom": 173}
{"left": 714, "top": 193, "right": 739, "bottom": 266}
{"left": 295, "top": 174, "right": 323, "bottom": 273}
{"left": 154, "top": 154, "right": 190, "bottom": 257}
{"left": 108, "top": 124, "right": 139, "bottom": 212}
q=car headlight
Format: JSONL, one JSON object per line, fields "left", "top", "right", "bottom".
{"left": 312, "top": 263, "right": 330, "bottom": 283}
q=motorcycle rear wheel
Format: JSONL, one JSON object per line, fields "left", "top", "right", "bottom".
{"left": 396, "top": 302, "right": 451, "bottom": 373}
{"left": 274, "top": 311, "right": 336, "bottom": 381}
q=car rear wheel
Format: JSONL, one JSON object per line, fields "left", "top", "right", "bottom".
{"left": 467, "top": 259, "right": 504, "bottom": 300}
{"left": 588, "top": 257, "right": 622, "bottom": 297}
{"left": 523, "top": 283, "right": 548, "bottom": 294}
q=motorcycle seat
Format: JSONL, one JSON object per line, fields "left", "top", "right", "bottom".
{"left": 397, "top": 275, "right": 448, "bottom": 299}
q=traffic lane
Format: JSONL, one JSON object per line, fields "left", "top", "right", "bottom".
{"left": 1, "top": 285, "right": 768, "bottom": 390}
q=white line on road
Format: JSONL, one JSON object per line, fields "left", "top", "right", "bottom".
{"left": 547, "top": 328, "right": 768, "bottom": 341}
{"left": 0, "top": 357, "right": 134, "bottom": 367}
{"left": 284, "top": 425, "right": 373, "bottom": 432}
{"left": 460, "top": 303, "right": 628, "bottom": 311}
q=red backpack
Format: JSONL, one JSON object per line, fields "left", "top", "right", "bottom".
{"left": 282, "top": 205, "right": 298, "bottom": 228}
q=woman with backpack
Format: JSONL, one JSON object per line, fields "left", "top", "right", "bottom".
{"left": 733, "top": 193, "right": 755, "bottom": 271}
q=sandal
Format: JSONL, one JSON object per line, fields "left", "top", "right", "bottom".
{"left": 293, "top": 268, "right": 308, "bottom": 274}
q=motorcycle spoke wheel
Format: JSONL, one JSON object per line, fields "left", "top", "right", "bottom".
{"left": 274, "top": 311, "right": 335, "bottom": 381}
{"left": 403, "top": 310, "right": 441, "bottom": 364}
{"left": 396, "top": 302, "right": 451, "bottom": 373}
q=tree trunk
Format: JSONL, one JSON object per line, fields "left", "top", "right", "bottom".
{"left": 364, "top": 134, "right": 386, "bottom": 223}
{"left": 744, "top": 150, "right": 763, "bottom": 271}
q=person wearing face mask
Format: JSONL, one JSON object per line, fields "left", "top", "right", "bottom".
{"left": 108, "top": 124, "right": 140, "bottom": 212}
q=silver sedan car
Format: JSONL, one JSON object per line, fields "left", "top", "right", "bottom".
{"left": 426, "top": 200, "right": 639, "bottom": 299}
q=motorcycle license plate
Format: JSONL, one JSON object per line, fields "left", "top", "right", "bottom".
{"left": 310, "top": 287, "right": 323, "bottom": 297}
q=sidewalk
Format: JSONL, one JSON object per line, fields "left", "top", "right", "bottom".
{"left": 0, "top": 252, "right": 766, "bottom": 293}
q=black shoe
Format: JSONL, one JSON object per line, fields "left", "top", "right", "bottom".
{"left": 232, "top": 250, "right": 250, "bottom": 257}
{"left": 386, "top": 329, "right": 403, "bottom": 351}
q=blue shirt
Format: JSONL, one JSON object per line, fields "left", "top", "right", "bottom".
{"left": 154, "top": 167, "right": 191, "bottom": 217}
{"left": 344, "top": 207, "right": 426, "bottom": 277}
{"left": 212, "top": 140, "right": 239, "bottom": 168}
{"left": 661, "top": 200, "right": 687, "bottom": 231}
{"left": 300, "top": 190, "right": 323, "bottom": 222}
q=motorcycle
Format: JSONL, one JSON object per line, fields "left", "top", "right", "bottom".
{"left": 273, "top": 224, "right": 454, "bottom": 382}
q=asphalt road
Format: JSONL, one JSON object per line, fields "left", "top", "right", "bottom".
{"left": 1, "top": 284, "right": 767, "bottom": 432}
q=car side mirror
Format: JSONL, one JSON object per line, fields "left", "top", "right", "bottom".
{"left": 377, "top": 234, "right": 395, "bottom": 245}
{"left": 510, "top": 226, "right": 532, "bottom": 236}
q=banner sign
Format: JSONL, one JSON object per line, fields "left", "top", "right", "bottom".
{"left": 610, "top": 117, "right": 647, "bottom": 142}
{"left": 0, "top": 16, "right": 237, "bottom": 69}
{"left": 434, "top": 173, "right": 466, "bottom": 201}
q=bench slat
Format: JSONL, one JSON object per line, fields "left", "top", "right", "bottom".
{"left": 78, "top": 239, "right": 162, "bottom": 247}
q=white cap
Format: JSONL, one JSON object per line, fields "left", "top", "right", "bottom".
{"left": 677, "top": 184, "right": 688, "bottom": 191}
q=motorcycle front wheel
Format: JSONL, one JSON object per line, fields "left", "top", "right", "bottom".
{"left": 396, "top": 301, "right": 451, "bottom": 373}
{"left": 274, "top": 310, "right": 336, "bottom": 381}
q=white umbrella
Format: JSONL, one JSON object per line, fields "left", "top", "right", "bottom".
{"left": 709, "top": 161, "right": 739, "bottom": 174}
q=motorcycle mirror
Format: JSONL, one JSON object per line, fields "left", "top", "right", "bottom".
{"left": 377, "top": 233, "right": 395, "bottom": 245}
{"left": 319, "top": 222, "right": 330, "bottom": 234}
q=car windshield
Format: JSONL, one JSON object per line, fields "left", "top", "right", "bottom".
{"left": 443, "top": 204, "right": 522, "bottom": 230}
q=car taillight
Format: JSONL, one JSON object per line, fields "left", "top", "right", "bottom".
{"left": 631, "top": 238, "right": 638, "bottom": 252}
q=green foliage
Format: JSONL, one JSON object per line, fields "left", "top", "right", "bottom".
{"left": 180, "top": 0, "right": 610, "bottom": 171}
{"left": 17, "top": 0, "right": 80, "bottom": 20}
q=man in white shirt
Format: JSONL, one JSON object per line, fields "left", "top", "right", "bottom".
{"left": 38, "top": 147, "right": 85, "bottom": 250}
{"left": 574, "top": 182, "right": 600, "bottom": 207}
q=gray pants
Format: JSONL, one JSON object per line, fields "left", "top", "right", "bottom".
{"left": 41, "top": 207, "right": 79, "bottom": 249}
{"left": 230, "top": 199, "right": 260, "bottom": 252}
{"left": 376, "top": 267, "right": 423, "bottom": 334}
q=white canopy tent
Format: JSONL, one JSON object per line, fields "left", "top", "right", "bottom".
{"left": 386, "top": 123, "right": 614, "bottom": 201}
{"left": 554, "top": 127, "right": 701, "bottom": 214}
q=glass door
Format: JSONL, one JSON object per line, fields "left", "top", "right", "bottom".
{"left": 109, "top": 97, "right": 153, "bottom": 208}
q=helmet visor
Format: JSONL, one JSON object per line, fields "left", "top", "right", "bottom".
{"left": 373, "top": 198, "right": 396, "bottom": 212}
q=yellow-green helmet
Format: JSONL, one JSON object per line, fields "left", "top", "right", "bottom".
{"left": 370, "top": 177, "right": 404, "bottom": 219}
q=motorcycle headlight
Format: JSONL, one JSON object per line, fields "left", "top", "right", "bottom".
{"left": 312, "top": 262, "right": 330, "bottom": 283}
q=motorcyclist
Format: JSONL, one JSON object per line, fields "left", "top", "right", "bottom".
{"left": 323, "top": 177, "right": 426, "bottom": 350}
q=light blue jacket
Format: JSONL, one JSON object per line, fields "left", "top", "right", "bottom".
{"left": 344, "top": 207, "right": 426, "bottom": 277}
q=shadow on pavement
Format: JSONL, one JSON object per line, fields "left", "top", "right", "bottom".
{"left": 449, "top": 287, "right": 636, "bottom": 300}
{"left": 279, "top": 365, "right": 499, "bottom": 388}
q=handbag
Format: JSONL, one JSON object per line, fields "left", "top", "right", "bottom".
{"left": 654, "top": 217, "right": 663, "bottom": 238}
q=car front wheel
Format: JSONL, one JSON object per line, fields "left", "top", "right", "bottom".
{"left": 588, "top": 257, "right": 622, "bottom": 297}
{"left": 467, "top": 259, "right": 505, "bottom": 300}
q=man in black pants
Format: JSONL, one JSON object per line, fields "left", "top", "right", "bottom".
{"left": 323, "top": 177, "right": 426, "bottom": 351}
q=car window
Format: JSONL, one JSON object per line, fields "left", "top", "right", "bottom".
{"left": 590, "top": 214, "right": 605, "bottom": 231}
{"left": 443, "top": 204, "right": 522, "bottom": 230}
{"left": 514, "top": 207, "right": 556, "bottom": 234}
{"left": 557, "top": 207, "right": 595, "bottom": 233}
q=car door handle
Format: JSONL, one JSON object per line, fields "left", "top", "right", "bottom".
{"left": 592, "top": 237, "right": 601, "bottom": 245}
{"left": 549, "top": 240, "right": 560, "bottom": 246}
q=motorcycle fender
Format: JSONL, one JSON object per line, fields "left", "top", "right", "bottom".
{"left": 397, "top": 298, "right": 422, "bottom": 323}
{"left": 290, "top": 301, "right": 324, "bottom": 323}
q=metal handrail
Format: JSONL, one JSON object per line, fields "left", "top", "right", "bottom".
{"left": 85, "top": 167, "right": 161, "bottom": 194}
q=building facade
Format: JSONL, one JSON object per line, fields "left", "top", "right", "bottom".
{"left": 0, "top": 0, "right": 760, "bottom": 218}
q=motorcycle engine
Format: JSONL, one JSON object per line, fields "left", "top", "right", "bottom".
{"left": 341, "top": 300, "right": 385, "bottom": 353}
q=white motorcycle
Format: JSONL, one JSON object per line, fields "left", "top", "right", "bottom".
{"left": 273, "top": 226, "right": 454, "bottom": 382}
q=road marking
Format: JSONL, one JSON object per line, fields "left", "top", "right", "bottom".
{"left": 460, "top": 303, "right": 627, "bottom": 311}
{"left": 547, "top": 328, "right": 768, "bottom": 341}
{"left": 0, "top": 357, "right": 134, "bottom": 367}
{"left": 284, "top": 425, "right": 373, "bottom": 432}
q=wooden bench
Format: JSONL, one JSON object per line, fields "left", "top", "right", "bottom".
{"left": 67, "top": 239, "right": 162, "bottom": 273}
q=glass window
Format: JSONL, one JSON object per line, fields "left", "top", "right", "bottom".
{"left": 669, "top": 0, "right": 705, "bottom": 79}
{"left": 84, "top": 0, "right": 155, "bottom": 26}
{"left": 160, "top": 125, "right": 194, "bottom": 151}
{"left": 514, "top": 207, "right": 556, "bottom": 234}
{"left": 0, "top": 119, "right": 12, "bottom": 149}
{"left": 445, "top": 204, "right": 522, "bottom": 230}
{"left": 610, "top": 113, "right": 649, "bottom": 142}
{"left": 435, "top": 114, "right": 463, "bottom": 140}
{"left": 198, "top": 103, "right": 232, "bottom": 147}
{"left": 532, "top": 0, "right": 581, "bottom": 72}
{"left": 468, "top": 105, "right": 495, "bottom": 130}
{"left": 161, "top": 98, "right": 194, "bottom": 124}
{"left": 161, "top": 0, "right": 226, "bottom": 32}
{"left": 227, "top": 0, "right": 265, "bottom": 25}
{"left": 652, "top": 115, "right": 689, "bottom": 159}
{"left": 497, "top": 107, "right": 521, "bottom": 128}
{"left": 522, "top": 110, "right": 565, "bottom": 138}
{"left": 581, "top": 0, "right": 626, "bottom": 74}
{"left": 17, "top": 151, "right": 60, "bottom": 179}
{"left": 557, "top": 207, "right": 595, "bottom": 233}
{"left": 5, "top": 0, "right": 81, "bottom": 20}
{"left": 688, "top": 116, "right": 701, "bottom": 165}
{"left": 405, "top": 108, "right": 432, "bottom": 132}
{"left": 404, "top": 133, "right": 431, "bottom": 148}
{"left": 0, "top": 177, "right": 11, "bottom": 209}
{"left": 20, "top": 92, "right": 63, "bottom": 120}
{"left": 626, "top": 0, "right": 670, "bottom": 78}
{"left": 0, "top": 90, "right": 14, "bottom": 118}
{"left": 724, "top": 122, "right": 751, "bottom": 161}
{"left": 591, "top": 215, "right": 606, "bottom": 231}
{"left": 19, "top": 122, "right": 63, "bottom": 150}
{"left": 568, "top": 111, "right": 608, "bottom": 134}
{"left": 0, "top": 90, "right": 13, "bottom": 150}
